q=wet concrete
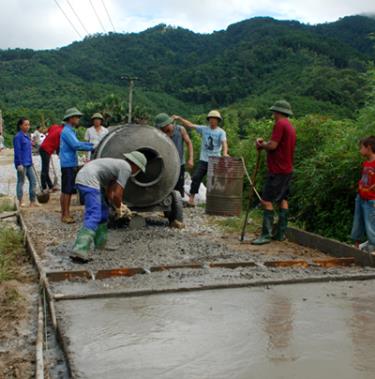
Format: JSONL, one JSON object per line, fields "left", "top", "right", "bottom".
{"left": 57, "top": 281, "right": 375, "bottom": 379}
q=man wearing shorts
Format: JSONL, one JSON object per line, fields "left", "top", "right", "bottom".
{"left": 60, "top": 107, "right": 93, "bottom": 224}
{"left": 252, "top": 100, "right": 296, "bottom": 245}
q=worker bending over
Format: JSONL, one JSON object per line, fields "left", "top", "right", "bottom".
{"left": 70, "top": 151, "right": 147, "bottom": 263}
{"left": 252, "top": 100, "right": 296, "bottom": 245}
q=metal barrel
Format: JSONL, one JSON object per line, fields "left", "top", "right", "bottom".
{"left": 206, "top": 157, "right": 244, "bottom": 217}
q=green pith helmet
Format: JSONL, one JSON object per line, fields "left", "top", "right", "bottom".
{"left": 269, "top": 100, "right": 293, "bottom": 116}
{"left": 124, "top": 151, "right": 147, "bottom": 173}
{"left": 91, "top": 112, "right": 104, "bottom": 121}
{"left": 207, "top": 110, "right": 223, "bottom": 121}
{"left": 155, "top": 113, "right": 173, "bottom": 129}
{"left": 63, "top": 107, "right": 83, "bottom": 121}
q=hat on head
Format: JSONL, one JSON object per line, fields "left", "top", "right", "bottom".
{"left": 123, "top": 151, "right": 147, "bottom": 173}
{"left": 269, "top": 100, "right": 293, "bottom": 116}
{"left": 91, "top": 112, "right": 104, "bottom": 121}
{"left": 207, "top": 110, "right": 222, "bottom": 121}
{"left": 155, "top": 113, "right": 173, "bottom": 129}
{"left": 63, "top": 107, "right": 83, "bottom": 121}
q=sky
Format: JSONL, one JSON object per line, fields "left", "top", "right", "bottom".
{"left": 1, "top": 0, "right": 375, "bottom": 50}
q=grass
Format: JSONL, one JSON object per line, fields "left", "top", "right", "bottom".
{"left": 0, "top": 197, "right": 16, "bottom": 213}
{"left": 0, "top": 226, "right": 25, "bottom": 283}
{"left": 213, "top": 208, "right": 263, "bottom": 234}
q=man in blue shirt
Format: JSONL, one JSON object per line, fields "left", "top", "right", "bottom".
{"left": 60, "top": 107, "right": 93, "bottom": 224}
{"left": 173, "top": 110, "right": 228, "bottom": 207}
{"left": 13, "top": 117, "right": 37, "bottom": 207}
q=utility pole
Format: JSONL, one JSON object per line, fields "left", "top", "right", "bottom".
{"left": 0, "top": 110, "right": 3, "bottom": 135}
{"left": 120, "top": 75, "right": 139, "bottom": 124}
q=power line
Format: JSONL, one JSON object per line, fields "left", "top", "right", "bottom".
{"left": 53, "top": 0, "right": 82, "bottom": 38}
{"left": 65, "top": 0, "right": 90, "bottom": 35}
{"left": 89, "top": 0, "right": 107, "bottom": 33}
{"left": 100, "top": 0, "right": 116, "bottom": 32}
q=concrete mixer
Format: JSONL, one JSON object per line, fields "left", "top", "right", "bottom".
{"left": 93, "top": 124, "right": 183, "bottom": 223}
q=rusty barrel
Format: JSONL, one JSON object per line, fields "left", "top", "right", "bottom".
{"left": 206, "top": 157, "right": 244, "bottom": 216}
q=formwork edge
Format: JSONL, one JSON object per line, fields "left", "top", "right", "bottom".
{"left": 286, "top": 227, "right": 374, "bottom": 267}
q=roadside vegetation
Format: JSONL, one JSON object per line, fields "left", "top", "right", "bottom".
{"left": 0, "top": 226, "right": 25, "bottom": 283}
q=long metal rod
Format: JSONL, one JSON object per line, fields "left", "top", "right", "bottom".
{"left": 52, "top": 272, "right": 375, "bottom": 302}
{"left": 35, "top": 297, "right": 44, "bottom": 379}
{"left": 128, "top": 79, "right": 134, "bottom": 124}
{"left": 18, "top": 210, "right": 70, "bottom": 373}
{"left": 45, "top": 257, "right": 356, "bottom": 283}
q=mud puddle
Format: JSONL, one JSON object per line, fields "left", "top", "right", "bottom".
{"left": 57, "top": 280, "right": 375, "bottom": 379}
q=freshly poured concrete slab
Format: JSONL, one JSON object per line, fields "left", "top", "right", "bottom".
{"left": 57, "top": 281, "right": 375, "bottom": 379}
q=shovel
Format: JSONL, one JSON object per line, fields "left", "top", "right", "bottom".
{"left": 32, "top": 165, "right": 50, "bottom": 204}
{"left": 50, "top": 155, "right": 59, "bottom": 187}
{"left": 240, "top": 152, "right": 262, "bottom": 242}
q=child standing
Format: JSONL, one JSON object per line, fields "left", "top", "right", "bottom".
{"left": 172, "top": 110, "right": 228, "bottom": 207}
{"left": 351, "top": 136, "right": 375, "bottom": 252}
{"left": 13, "top": 117, "right": 37, "bottom": 207}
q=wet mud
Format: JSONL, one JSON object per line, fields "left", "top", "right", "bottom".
{"left": 57, "top": 281, "right": 375, "bottom": 379}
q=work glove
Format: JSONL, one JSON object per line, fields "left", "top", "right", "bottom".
{"left": 115, "top": 203, "right": 132, "bottom": 219}
{"left": 16, "top": 165, "right": 25, "bottom": 174}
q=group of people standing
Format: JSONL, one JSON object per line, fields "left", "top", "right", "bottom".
{"left": 13, "top": 109, "right": 109, "bottom": 213}
{"left": 12, "top": 99, "right": 375, "bottom": 259}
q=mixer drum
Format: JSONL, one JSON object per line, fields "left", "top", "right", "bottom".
{"left": 93, "top": 124, "right": 180, "bottom": 208}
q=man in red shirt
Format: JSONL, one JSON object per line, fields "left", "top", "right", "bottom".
{"left": 351, "top": 136, "right": 375, "bottom": 252}
{"left": 252, "top": 100, "right": 296, "bottom": 245}
{"left": 39, "top": 124, "right": 63, "bottom": 191}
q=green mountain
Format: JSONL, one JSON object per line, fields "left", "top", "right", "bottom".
{"left": 0, "top": 15, "right": 374, "bottom": 120}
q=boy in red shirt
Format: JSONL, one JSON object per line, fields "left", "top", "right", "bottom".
{"left": 351, "top": 136, "right": 375, "bottom": 252}
{"left": 252, "top": 100, "right": 296, "bottom": 245}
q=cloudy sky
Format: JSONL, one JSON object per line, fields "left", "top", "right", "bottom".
{"left": 1, "top": 0, "right": 375, "bottom": 50}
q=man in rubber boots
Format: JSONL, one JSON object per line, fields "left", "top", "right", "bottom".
{"left": 252, "top": 100, "right": 296, "bottom": 245}
{"left": 154, "top": 113, "right": 194, "bottom": 198}
{"left": 60, "top": 107, "right": 94, "bottom": 224}
{"left": 172, "top": 110, "right": 229, "bottom": 207}
{"left": 70, "top": 151, "right": 147, "bottom": 263}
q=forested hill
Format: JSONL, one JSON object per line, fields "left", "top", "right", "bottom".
{"left": 0, "top": 15, "right": 375, "bottom": 119}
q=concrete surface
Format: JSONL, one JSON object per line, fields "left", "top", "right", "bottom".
{"left": 57, "top": 281, "right": 375, "bottom": 379}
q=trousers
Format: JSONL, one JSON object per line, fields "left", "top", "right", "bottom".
{"left": 190, "top": 160, "right": 208, "bottom": 195}
{"left": 77, "top": 184, "right": 109, "bottom": 231}
{"left": 16, "top": 165, "right": 36, "bottom": 202}
{"left": 351, "top": 195, "right": 375, "bottom": 248}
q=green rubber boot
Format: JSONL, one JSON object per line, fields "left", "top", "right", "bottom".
{"left": 252, "top": 210, "right": 274, "bottom": 245}
{"left": 273, "top": 209, "right": 288, "bottom": 241}
{"left": 70, "top": 227, "right": 95, "bottom": 263}
{"left": 94, "top": 223, "right": 108, "bottom": 250}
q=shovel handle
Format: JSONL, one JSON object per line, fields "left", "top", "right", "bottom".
{"left": 240, "top": 152, "right": 262, "bottom": 241}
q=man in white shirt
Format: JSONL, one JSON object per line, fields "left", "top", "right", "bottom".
{"left": 84, "top": 113, "right": 108, "bottom": 159}
{"left": 32, "top": 126, "right": 42, "bottom": 149}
